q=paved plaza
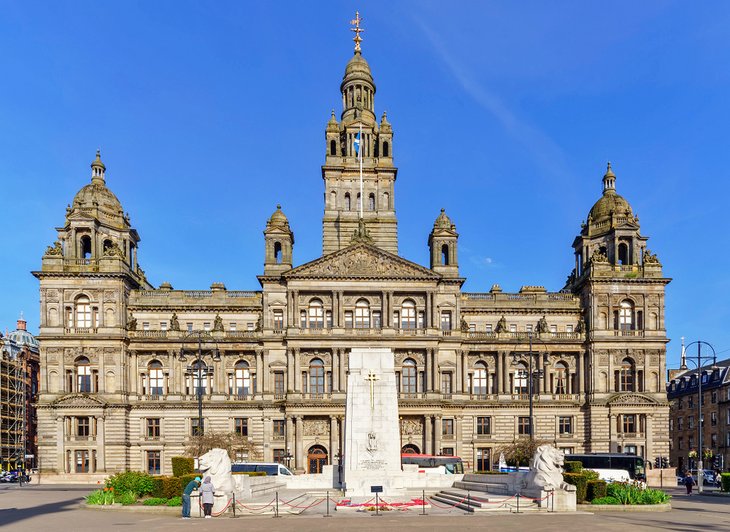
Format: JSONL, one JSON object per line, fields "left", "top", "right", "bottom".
{"left": 1, "top": 485, "right": 729, "bottom": 531}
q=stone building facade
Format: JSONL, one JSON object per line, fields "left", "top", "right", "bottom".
{"left": 33, "top": 38, "right": 671, "bottom": 477}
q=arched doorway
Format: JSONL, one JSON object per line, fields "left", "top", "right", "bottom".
{"left": 401, "top": 444, "right": 420, "bottom": 454}
{"left": 307, "top": 445, "right": 328, "bottom": 474}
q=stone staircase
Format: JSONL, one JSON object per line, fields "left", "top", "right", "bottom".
{"left": 453, "top": 473, "right": 514, "bottom": 494}
{"left": 431, "top": 489, "right": 541, "bottom": 513}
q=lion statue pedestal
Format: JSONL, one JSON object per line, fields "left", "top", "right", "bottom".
{"left": 197, "top": 448, "right": 237, "bottom": 515}
{"left": 521, "top": 445, "right": 576, "bottom": 512}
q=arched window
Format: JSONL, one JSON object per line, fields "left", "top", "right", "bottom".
{"left": 75, "top": 296, "right": 92, "bottom": 328}
{"left": 148, "top": 360, "right": 164, "bottom": 396}
{"left": 368, "top": 193, "right": 375, "bottom": 211}
{"left": 402, "top": 358, "right": 417, "bottom": 393}
{"left": 473, "top": 361, "right": 488, "bottom": 395}
{"left": 553, "top": 361, "right": 568, "bottom": 394}
{"left": 309, "top": 358, "right": 325, "bottom": 394}
{"left": 80, "top": 235, "right": 92, "bottom": 260}
{"left": 618, "top": 242, "right": 629, "bottom": 265}
{"left": 345, "top": 193, "right": 351, "bottom": 211}
{"left": 329, "top": 190, "right": 336, "bottom": 208}
{"left": 103, "top": 239, "right": 113, "bottom": 254}
{"left": 441, "top": 244, "right": 450, "bottom": 266}
{"left": 354, "top": 299, "right": 370, "bottom": 329}
{"left": 330, "top": 139, "right": 337, "bottom": 156}
{"left": 401, "top": 300, "right": 416, "bottom": 329}
{"left": 233, "top": 360, "right": 251, "bottom": 397}
{"left": 383, "top": 191, "right": 390, "bottom": 209}
{"left": 308, "top": 299, "right": 324, "bottom": 329}
{"left": 75, "top": 356, "right": 92, "bottom": 393}
{"left": 619, "top": 300, "right": 634, "bottom": 331}
{"left": 618, "top": 358, "right": 636, "bottom": 392}
{"left": 513, "top": 362, "right": 528, "bottom": 395}
{"left": 383, "top": 141, "right": 389, "bottom": 157}
{"left": 188, "top": 360, "right": 208, "bottom": 395}
{"left": 274, "top": 241, "right": 282, "bottom": 264}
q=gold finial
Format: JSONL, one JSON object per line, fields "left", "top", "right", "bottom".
{"left": 350, "top": 11, "right": 364, "bottom": 53}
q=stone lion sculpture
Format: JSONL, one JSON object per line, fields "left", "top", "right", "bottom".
{"left": 198, "top": 448, "right": 235, "bottom": 513}
{"left": 523, "top": 444, "right": 575, "bottom": 492}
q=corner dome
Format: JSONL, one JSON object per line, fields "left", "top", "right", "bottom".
{"left": 587, "top": 163, "right": 633, "bottom": 221}
{"left": 70, "top": 151, "right": 126, "bottom": 225}
{"left": 6, "top": 329, "right": 39, "bottom": 349}
{"left": 341, "top": 52, "right": 375, "bottom": 90}
{"left": 268, "top": 204, "right": 289, "bottom": 226}
{"left": 433, "top": 208, "right": 455, "bottom": 230}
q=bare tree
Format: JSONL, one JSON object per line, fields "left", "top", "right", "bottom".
{"left": 495, "top": 439, "right": 549, "bottom": 467}
{"left": 185, "top": 431, "right": 261, "bottom": 461}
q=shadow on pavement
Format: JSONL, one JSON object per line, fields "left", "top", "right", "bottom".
{"left": 0, "top": 495, "right": 83, "bottom": 527}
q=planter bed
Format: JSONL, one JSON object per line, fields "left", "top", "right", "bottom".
{"left": 580, "top": 503, "right": 671, "bottom": 512}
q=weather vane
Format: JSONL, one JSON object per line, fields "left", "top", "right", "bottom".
{"left": 350, "top": 11, "right": 364, "bottom": 52}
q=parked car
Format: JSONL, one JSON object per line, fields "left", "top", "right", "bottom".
{"left": 677, "top": 469, "right": 716, "bottom": 486}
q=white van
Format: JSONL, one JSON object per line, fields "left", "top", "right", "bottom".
{"left": 590, "top": 468, "right": 631, "bottom": 483}
{"left": 231, "top": 462, "right": 293, "bottom": 476}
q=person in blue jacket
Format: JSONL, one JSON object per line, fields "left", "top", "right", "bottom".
{"left": 182, "top": 476, "right": 201, "bottom": 518}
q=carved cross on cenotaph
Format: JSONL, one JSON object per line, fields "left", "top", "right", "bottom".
{"left": 365, "top": 370, "right": 379, "bottom": 410}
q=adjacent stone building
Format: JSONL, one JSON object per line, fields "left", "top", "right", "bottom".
{"left": 33, "top": 33, "right": 671, "bottom": 477}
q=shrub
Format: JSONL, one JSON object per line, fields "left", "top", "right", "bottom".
{"left": 638, "top": 488, "right": 671, "bottom": 505}
{"left": 85, "top": 489, "right": 107, "bottom": 505}
{"left": 143, "top": 497, "right": 169, "bottom": 506}
{"left": 167, "top": 496, "right": 183, "bottom": 506}
{"left": 592, "top": 496, "right": 621, "bottom": 505}
{"left": 563, "top": 461, "right": 583, "bottom": 473}
{"left": 607, "top": 482, "right": 641, "bottom": 505}
{"left": 117, "top": 490, "right": 138, "bottom": 506}
{"left": 232, "top": 471, "right": 268, "bottom": 476}
{"left": 106, "top": 471, "right": 155, "bottom": 497}
{"left": 563, "top": 472, "right": 588, "bottom": 503}
{"left": 582, "top": 469, "right": 599, "bottom": 481}
{"left": 171, "top": 457, "right": 195, "bottom": 477}
{"left": 586, "top": 480, "right": 607, "bottom": 501}
{"left": 722, "top": 473, "right": 730, "bottom": 493}
{"left": 162, "top": 476, "right": 183, "bottom": 499}
{"left": 150, "top": 476, "right": 165, "bottom": 498}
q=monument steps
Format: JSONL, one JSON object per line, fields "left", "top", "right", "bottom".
{"left": 432, "top": 489, "right": 542, "bottom": 513}
{"left": 453, "top": 479, "right": 512, "bottom": 494}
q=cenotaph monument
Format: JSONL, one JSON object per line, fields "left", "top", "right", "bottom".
{"left": 343, "top": 347, "right": 404, "bottom": 496}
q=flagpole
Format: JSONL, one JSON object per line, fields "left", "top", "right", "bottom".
{"left": 358, "top": 122, "right": 363, "bottom": 219}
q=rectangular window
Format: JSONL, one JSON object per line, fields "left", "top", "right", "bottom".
{"left": 711, "top": 412, "right": 718, "bottom": 426}
{"left": 187, "top": 322, "right": 193, "bottom": 332}
{"left": 678, "top": 398, "right": 683, "bottom": 409}
{"left": 442, "top": 418, "right": 454, "bottom": 436}
{"left": 440, "top": 311, "right": 452, "bottom": 331}
{"left": 247, "top": 322, "right": 254, "bottom": 331}
{"left": 678, "top": 437, "right": 684, "bottom": 450}
{"left": 622, "top": 414, "right": 637, "bottom": 433}
{"left": 559, "top": 416, "right": 573, "bottom": 435}
{"left": 486, "top": 324, "right": 493, "bottom": 333}
{"left": 469, "top": 323, "right": 476, "bottom": 332}
{"left": 509, "top": 324, "right": 517, "bottom": 333}
{"left": 712, "top": 391, "right": 718, "bottom": 404}
{"left": 688, "top": 416, "right": 695, "bottom": 430}
{"left": 476, "top": 416, "right": 491, "bottom": 435}
{"left": 147, "top": 418, "right": 160, "bottom": 439}
{"left": 326, "top": 310, "right": 333, "bottom": 328}
{"left": 274, "top": 372, "right": 285, "bottom": 394}
{"left": 518, "top": 416, "right": 530, "bottom": 435}
{"left": 234, "top": 418, "right": 248, "bottom": 437}
{"left": 75, "top": 450, "right": 90, "bottom": 473}
{"left": 441, "top": 373, "right": 452, "bottom": 394}
{"left": 678, "top": 417, "right": 683, "bottom": 430}
{"left": 393, "top": 311, "right": 399, "bottom": 328}
{"left": 476, "top": 448, "right": 491, "bottom": 472}
{"left": 549, "top": 324, "right": 557, "bottom": 333}
{"left": 727, "top": 409, "right": 730, "bottom": 425}
{"left": 417, "top": 311, "right": 425, "bottom": 329}
{"left": 372, "top": 311, "right": 381, "bottom": 329}
{"left": 160, "top": 321, "right": 167, "bottom": 331}
{"left": 345, "top": 311, "right": 353, "bottom": 329}
{"left": 77, "top": 416, "right": 90, "bottom": 437}
{"left": 191, "top": 418, "right": 203, "bottom": 436}
{"left": 712, "top": 433, "right": 718, "bottom": 447}
{"left": 300, "top": 310, "right": 307, "bottom": 328}
{"left": 203, "top": 322, "right": 211, "bottom": 331}
{"left": 230, "top": 322, "right": 237, "bottom": 332}
{"left": 689, "top": 396, "right": 694, "bottom": 408}
{"left": 566, "top": 325, "right": 573, "bottom": 333}
{"left": 526, "top": 324, "right": 533, "bottom": 333}
{"left": 273, "top": 449, "right": 286, "bottom": 464}
{"left": 441, "top": 447, "right": 454, "bottom": 456}
{"left": 689, "top": 436, "right": 694, "bottom": 449}
{"left": 273, "top": 420, "right": 285, "bottom": 438}
{"left": 142, "top": 322, "right": 150, "bottom": 331}
{"left": 273, "top": 310, "right": 284, "bottom": 329}
{"left": 147, "top": 450, "right": 161, "bottom": 475}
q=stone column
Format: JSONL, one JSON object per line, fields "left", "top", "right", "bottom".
{"left": 332, "top": 290, "right": 338, "bottom": 327}
{"left": 645, "top": 414, "right": 653, "bottom": 459}
{"left": 424, "top": 292, "right": 430, "bottom": 329}
{"left": 329, "top": 416, "right": 338, "bottom": 463}
{"left": 262, "top": 350, "right": 269, "bottom": 393}
{"left": 576, "top": 352, "right": 583, "bottom": 394}
{"left": 337, "top": 291, "right": 345, "bottom": 328}
{"left": 432, "top": 349, "right": 438, "bottom": 393}
{"left": 286, "top": 349, "right": 294, "bottom": 393}
{"left": 434, "top": 415, "right": 442, "bottom": 455}
{"left": 97, "top": 416, "right": 106, "bottom": 471}
{"left": 292, "top": 290, "right": 299, "bottom": 327}
{"left": 294, "top": 349, "right": 301, "bottom": 393}
{"left": 424, "top": 349, "right": 431, "bottom": 392}
{"left": 295, "top": 416, "right": 304, "bottom": 471}
{"left": 455, "top": 416, "right": 463, "bottom": 458}
{"left": 500, "top": 352, "right": 508, "bottom": 394}
{"left": 340, "top": 349, "right": 347, "bottom": 392}
{"left": 57, "top": 416, "right": 65, "bottom": 472}
{"left": 424, "top": 416, "right": 433, "bottom": 455}
{"left": 332, "top": 350, "right": 339, "bottom": 392}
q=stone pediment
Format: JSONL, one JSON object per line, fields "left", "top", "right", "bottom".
{"left": 607, "top": 393, "right": 657, "bottom": 406}
{"left": 52, "top": 393, "right": 107, "bottom": 408}
{"left": 284, "top": 242, "right": 440, "bottom": 280}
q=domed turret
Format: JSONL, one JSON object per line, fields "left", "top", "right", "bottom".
{"left": 263, "top": 204, "right": 294, "bottom": 275}
{"left": 429, "top": 208, "right": 459, "bottom": 277}
{"left": 587, "top": 162, "right": 633, "bottom": 223}
{"left": 267, "top": 204, "right": 290, "bottom": 228}
{"left": 433, "top": 208, "right": 455, "bottom": 230}
{"left": 70, "top": 150, "right": 126, "bottom": 227}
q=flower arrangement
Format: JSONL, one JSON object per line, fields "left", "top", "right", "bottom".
{"left": 688, "top": 449, "right": 698, "bottom": 459}
{"left": 703, "top": 449, "right": 714, "bottom": 460}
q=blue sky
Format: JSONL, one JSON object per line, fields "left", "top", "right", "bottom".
{"left": 1, "top": 1, "right": 728, "bottom": 367}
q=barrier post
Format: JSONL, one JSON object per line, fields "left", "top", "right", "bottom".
{"left": 466, "top": 490, "right": 472, "bottom": 515}
{"left": 374, "top": 492, "right": 382, "bottom": 517}
{"left": 550, "top": 490, "right": 554, "bottom": 513}
{"left": 515, "top": 492, "right": 521, "bottom": 514}
{"left": 324, "top": 491, "right": 331, "bottom": 517}
{"left": 421, "top": 489, "right": 426, "bottom": 516}
{"left": 232, "top": 493, "right": 236, "bottom": 518}
{"left": 273, "top": 491, "right": 281, "bottom": 518}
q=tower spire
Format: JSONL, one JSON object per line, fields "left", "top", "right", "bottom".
{"left": 350, "top": 11, "right": 364, "bottom": 53}
{"left": 602, "top": 161, "right": 616, "bottom": 193}
{"left": 91, "top": 149, "right": 106, "bottom": 184}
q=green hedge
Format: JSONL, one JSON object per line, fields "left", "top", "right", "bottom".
{"left": 232, "top": 471, "right": 268, "bottom": 477}
{"left": 722, "top": 473, "right": 730, "bottom": 492}
{"left": 149, "top": 474, "right": 200, "bottom": 499}
{"left": 171, "top": 457, "right": 195, "bottom": 477}
{"left": 473, "top": 470, "right": 509, "bottom": 475}
{"left": 592, "top": 496, "right": 621, "bottom": 505}
{"left": 563, "top": 472, "right": 588, "bottom": 503}
{"left": 106, "top": 471, "right": 155, "bottom": 497}
{"left": 150, "top": 477, "right": 165, "bottom": 498}
{"left": 587, "top": 480, "right": 607, "bottom": 501}
{"left": 563, "top": 461, "right": 583, "bottom": 473}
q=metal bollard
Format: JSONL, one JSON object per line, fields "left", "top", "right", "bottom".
{"left": 324, "top": 490, "right": 332, "bottom": 517}
{"left": 421, "top": 489, "right": 426, "bottom": 516}
{"left": 466, "top": 490, "right": 472, "bottom": 515}
{"left": 273, "top": 491, "right": 281, "bottom": 518}
{"left": 515, "top": 492, "right": 520, "bottom": 514}
{"left": 373, "top": 492, "right": 383, "bottom": 517}
{"left": 551, "top": 489, "right": 555, "bottom": 513}
{"left": 231, "top": 492, "right": 236, "bottom": 518}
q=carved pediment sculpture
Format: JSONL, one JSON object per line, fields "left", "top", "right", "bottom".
{"left": 52, "top": 393, "right": 107, "bottom": 408}
{"left": 45, "top": 240, "right": 63, "bottom": 256}
{"left": 608, "top": 393, "right": 657, "bottom": 406}
{"left": 284, "top": 242, "right": 439, "bottom": 280}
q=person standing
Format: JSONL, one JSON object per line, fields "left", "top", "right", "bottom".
{"left": 200, "top": 476, "right": 215, "bottom": 518}
{"left": 182, "top": 476, "right": 201, "bottom": 519}
{"left": 683, "top": 471, "right": 696, "bottom": 495}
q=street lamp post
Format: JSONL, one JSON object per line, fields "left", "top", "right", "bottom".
{"left": 682, "top": 340, "right": 717, "bottom": 494}
{"left": 511, "top": 333, "right": 549, "bottom": 440}
{"left": 177, "top": 331, "right": 220, "bottom": 440}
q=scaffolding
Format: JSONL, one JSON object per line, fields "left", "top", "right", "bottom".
{"left": 1, "top": 347, "right": 26, "bottom": 471}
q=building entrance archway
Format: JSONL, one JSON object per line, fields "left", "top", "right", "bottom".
{"left": 307, "top": 445, "right": 328, "bottom": 474}
{"left": 401, "top": 444, "right": 420, "bottom": 454}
